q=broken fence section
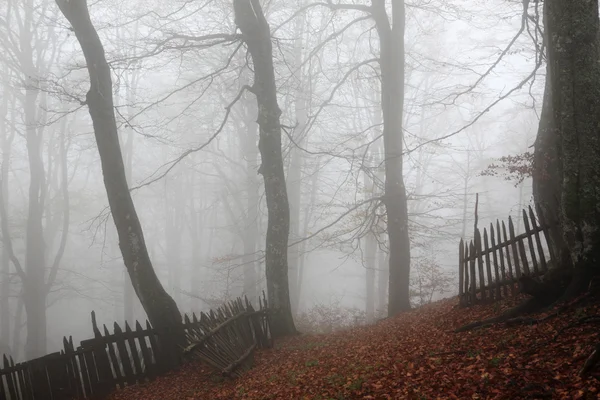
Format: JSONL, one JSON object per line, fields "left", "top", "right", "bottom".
{"left": 0, "top": 294, "right": 271, "bottom": 399}
{"left": 458, "top": 206, "right": 555, "bottom": 307}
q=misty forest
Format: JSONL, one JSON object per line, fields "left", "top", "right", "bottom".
{"left": 1, "top": 0, "right": 600, "bottom": 398}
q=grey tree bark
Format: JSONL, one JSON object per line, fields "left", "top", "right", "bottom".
{"left": 373, "top": 0, "right": 411, "bottom": 315}
{"left": 531, "top": 1, "right": 572, "bottom": 271}
{"left": 55, "top": 0, "right": 184, "bottom": 362}
{"left": 532, "top": 0, "right": 600, "bottom": 294}
{"left": 0, "top": 68, "right": 13, "bottom": 350}
{"left": 233, "top": 0, "right": 296, "bottom": 336}
{"left": 240, "top": 95, "right": 260, "bottom": 304}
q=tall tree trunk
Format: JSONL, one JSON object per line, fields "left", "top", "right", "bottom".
{"left": 533, "top": 0, "right": 600, "bottom": 293}
{"left": 0, "top": 70, "right": 11, "bottom": 348}
{"left": 24, "top": 78, "right": 47, "bottom": 359}
{"left": 377, "top": 248, "right": 389, "bottom": 315}
{"left": 12, "top": 297, "right": 23, "bottom": 361}
{"left": 287, "top": 0, "right": 309, "bottom": 316}
{"left": 364, "top": 232, "right": 377, "bottom": 323}
{"left": 234, "top": 0, "right": 296, "bottom": 336}
{"left": 189, "top": 184, "right": 202, "bottom": 310}
{"left": 55, "top": 0, "right": 184, "bottom": 362}
{"left": 165, "top": 177, "right": 183, "bottom": 305}
{"left": 123, "top": 67, "right": 138, "bottom": 323}
{"left": 531, "top": 7, "right": 571, "bottom": 270}
{"left": 241, "top": 101, "right": 260, "bottom": 304}
{"left": 373, "top": 0, "right": 411, "bottom": 315}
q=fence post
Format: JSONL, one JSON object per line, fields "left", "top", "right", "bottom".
{"left": 458, "top": 239, "right": 465, "bottom": 306}
{"left": 474, "top": 229, "right": 487, "bottom": 302}
{"left": 506, "top": 219, "right": 522, "bottom": 281}
{"left": 469, "top": 242, "right": 477, "bottom": 304}
{"left": 528, "top": 205, "right": 548, "bottom": 272}
{"left": 490, "top": 223, "right": 504, "bottom": 298}
{"left": 522, "top": 209, "right": 539, "bottom": 275}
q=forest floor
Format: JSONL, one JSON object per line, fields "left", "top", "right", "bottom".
{"left": 108, "top": 295, "right": 600, "bottom": 399}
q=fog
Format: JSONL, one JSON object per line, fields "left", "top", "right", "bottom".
{"left": 0, "top": 0, "right": 540, "bottom": 361}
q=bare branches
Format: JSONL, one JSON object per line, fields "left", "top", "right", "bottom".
{"left": 109, "top": 32, "right": 241, "bottom": 66}
{"left": 290, "top": 196, "right": 383, "bottom": 248}
{"left": 426, "top": 0, "right": 531, "bottom": 107}
{"left": 325, "top": 0, "right": 372, "bottom": 13}
{"left": 124, "top": 41, "right": 243, "bottom": 127}
{"left": 404, "top": 59, "right": 543, "bottom": 155}
{"left": 304, "top": 57, "right": 379, "bottom": 137}
{"left": 131, "top": 84, "right": 254, "bottom": 191}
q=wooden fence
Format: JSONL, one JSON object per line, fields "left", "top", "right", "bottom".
{"left": 0, "top": 295, "right": 271, "bottom": 400}
{"left": 458, "top": 206, "right": 555, "bottom": 307}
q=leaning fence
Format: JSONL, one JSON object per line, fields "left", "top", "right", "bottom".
{"left": 0, "top": 295, "right": 271, "bottom": 400}
{"left": 458, "top": 206, "right": 555, "bottom": 307}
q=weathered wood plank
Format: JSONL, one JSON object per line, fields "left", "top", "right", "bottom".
{"left": 501, "top": 221, "right": 516, "bottom": 295}
{"left": 474, "top": 229, "right": 487, "bottom": 302}
{"left": 522, "top": 209, "right": 539, "bottom": 274}
{"left": 135, "top": 321, "right": 154, "bottom": 379}
{"left": 103, "top": 325, "right": 124, "bottom": 388}
{"left": 536, "top": 207, "right": 556, "bottom": 263}
{"left": 459, "top": 238, "right": 465, "bottom": 305}
{"left": 113, "top": 322, "right": 135, "bottom": 386}
{"left": 529, "top": 205, "right": 548, "bottom": 271}
{"left": 463, "top": 241, "right": 470, "bottom": 303}
{"left": 469, "top": 241, "right": 477, "bottom": 304}
{"left": 125, "top": 322, "right": 143, "bottom": 381}
{"left": 490, "top": 223, "right": 506, "bottom": 299}
{"left": 508, "top": 217, "right": 523, "bottom": 279}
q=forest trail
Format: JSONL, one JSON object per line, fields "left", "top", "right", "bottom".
{"left": 108, "top": 296, "right": 600, "bottom": 399}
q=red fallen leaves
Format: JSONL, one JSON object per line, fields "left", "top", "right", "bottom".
{"left": 108, "top": 296, "right": 600, "bottom": 400}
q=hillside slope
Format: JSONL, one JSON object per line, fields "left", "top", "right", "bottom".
{"left": 108, "top": 296, "right": 600, "bottom": 399}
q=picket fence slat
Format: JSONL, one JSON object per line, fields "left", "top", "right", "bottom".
{"left": 458, "top": 207, "right": 555, "bottom": 307}
{"left": 529, "top": 205, "right": 548, "bottom": 272}
{"left": 0, "top": 297, "right": 271, "bottom": 399}
{"left": 494, "top": 221, "right": 508, "bottom": 296}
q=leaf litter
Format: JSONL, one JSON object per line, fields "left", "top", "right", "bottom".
{"left": 108, "top": 296, "right": 600, "bottom": 399}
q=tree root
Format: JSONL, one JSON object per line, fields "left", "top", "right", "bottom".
{"left": 580, "top": 341, "right": 600, "bottom": 377}
{"left": 455, "top": 297, "right": 547, "bottom": 333}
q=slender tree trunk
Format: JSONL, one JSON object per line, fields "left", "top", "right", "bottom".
{"left": 241, "top": 103, "right": 259, "bottom": 304}
{"left": 123, "top": 68, "right": 138, "bottom": 323}
{"left": 377, "top": 248, "right": 389, "bottom": 315}
{"left": 365, "top": 232, "right": 377, "bottom": 323}
{"left": 0, "top": 71, "right": 11, "bottom": 348}
{"left": 373, "top": 0, "right": 411, "bottom": 315}
{"left": 55, "top": 0, "right": 184, "bottom": 362}
{"left": 165, "top": 178, "right": 183, "bottom": 305}
{"left": 294, "top": 158, "right": 321, "bottom": 312}
{"left": 234, "top": 0, "right": 296, "bottom": 336}
{"left": 189, "top": 187, "right": 202, "bottom": 310}
{"left": 288, "top": 2, "right": 309, "bottom": 316}
{"left": 24, "top": 79, "right": 48, "bottom": 359}
{"left": 12, "top": 297, "right": 23, "bottom": 361}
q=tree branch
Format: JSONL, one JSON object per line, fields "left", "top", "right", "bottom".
{"left": 131, "top": 84, "right": 254, "bottom": 190}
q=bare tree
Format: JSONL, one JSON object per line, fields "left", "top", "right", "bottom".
{"left": 233, "top": 0, "right": 296, "bottom": 336}
{"left": 0, "top": 0, "right": 72, "bottom": 358}
{"left": 55, "top": 0, "right": 184, "bottom": 362}
{"left": 323, "top": 0, "right": 410, "bottom": 314}
{"left": 533, "top": 0, "right": 600, "bottom": 294}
